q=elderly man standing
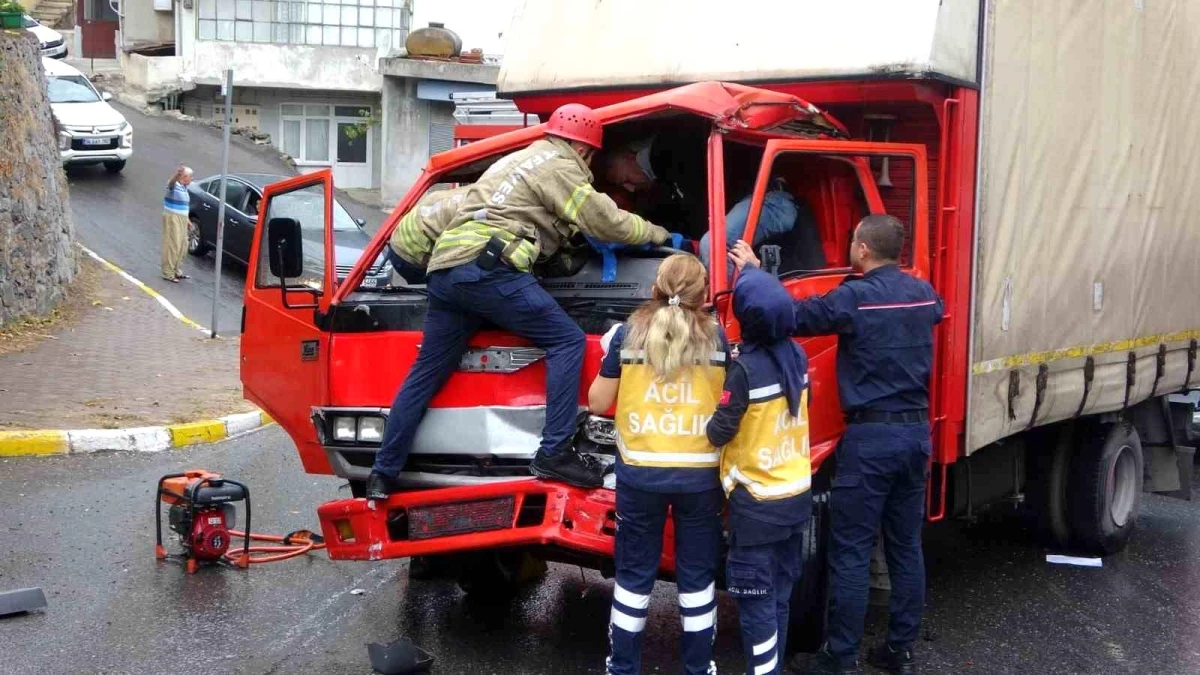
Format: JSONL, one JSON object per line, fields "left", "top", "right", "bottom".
{"left": 162, "top": 164, "right": 192, "bottom": 283}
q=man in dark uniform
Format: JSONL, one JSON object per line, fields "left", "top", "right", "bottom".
{"left": 729, "top": 214, "right": 943, "bottom": 675}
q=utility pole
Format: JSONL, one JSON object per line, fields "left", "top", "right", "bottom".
{"left": 211, "top": 69, "right": 233, "bottom": 339}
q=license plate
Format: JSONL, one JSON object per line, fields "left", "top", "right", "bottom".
{"left": 408, "top": 496, "right": 514, "bottom": 540}
{"left": 360, "top": 276, "right": 378, "bottom": 288}
{"left": 81, "top": 137, "right": 112, "bottom": 146}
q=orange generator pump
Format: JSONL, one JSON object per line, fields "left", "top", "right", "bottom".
{"left": 155, "top": 470, "right": 251, "bottom": 574}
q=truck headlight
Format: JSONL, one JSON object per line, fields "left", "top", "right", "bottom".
{"left": 58, "top": 131, "right": 70, "bottom": 151}
{"left": 585, "top": 415, "right": 616, "bottom": 445}
{"left": 332, "top": 416, "right": 357, "bottom": 442}
{"left": 357, "top": 417, "right": 385, "bottom": 443}
{"left": 324, "top": 412, "right": 387, "bottom": 444}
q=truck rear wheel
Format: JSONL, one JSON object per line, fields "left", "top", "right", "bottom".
{"left": 788, "top": 471, "right": 831, "bottom": 654}
{"left": 1067, "top": 421, "right": 1143, "bottom": 555}
{"left": 1025, "top": 425, "right": 1072, "bottom": 547}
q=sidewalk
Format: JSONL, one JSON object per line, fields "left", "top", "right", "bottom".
{"left": 0, "top": 251, "right": 253, "bottom": 432}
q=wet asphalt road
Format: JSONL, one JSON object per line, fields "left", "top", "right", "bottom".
{"left": 3, "top": 428, "right": 1200, "bottom": 674}
{"left": 66, "top": 103, "right": 383, "bottom": 335}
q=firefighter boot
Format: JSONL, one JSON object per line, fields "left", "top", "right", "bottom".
{"left": 791, "top": 646, "right": 861, "bottom": 674}
{"left": 867, "top": 643, "right": 916, "bottom": 675}
{"left": 530, "top": 448, "right": 603, "bottom": 488}
{"left": 365, "top": 471, "right": 401, "bottom": 500}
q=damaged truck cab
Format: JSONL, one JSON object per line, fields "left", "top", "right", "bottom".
{"left": 241, "top": 81, "right": 926, "bottom": 649}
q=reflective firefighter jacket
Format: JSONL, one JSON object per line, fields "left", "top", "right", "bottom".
{"left": 387, "top": 185, "right": 470, "bottom": 268}
{"left": 427, "top": 137, "right": 670, "bottom": 275}
{"left": 712, "top": 349, "right": 812, "bottom": 502}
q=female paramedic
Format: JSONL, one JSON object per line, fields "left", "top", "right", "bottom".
{"left": 588, "top": 253, "right": 728, "bottom": 675}
{"left": 707, "top": 265, "right": 813, "bottom": 675}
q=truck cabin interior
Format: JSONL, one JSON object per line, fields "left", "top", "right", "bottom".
{"left": 346, "top": 108, "right": 919, "bottom": 336}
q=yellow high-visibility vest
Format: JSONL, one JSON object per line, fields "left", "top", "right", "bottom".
{"left": 614, "top": 349, "right": 726, "bottom": 468}
{"left": 720, "top": 386, "right": 811, "bottom": 500}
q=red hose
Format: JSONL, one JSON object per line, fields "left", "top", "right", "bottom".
{"left": 222, "top": 529, "right": 326, "bottom": 566}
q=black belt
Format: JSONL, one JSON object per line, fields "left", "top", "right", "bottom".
{"left": 844, "top": 409, "right": 928, "bottom": 424}
{"left": 474, "top": 235, "right": 536, "bottom": 271}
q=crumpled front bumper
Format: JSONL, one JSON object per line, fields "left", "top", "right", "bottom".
{"left": 317, "top": 479, "right": 675, "bottom": 571}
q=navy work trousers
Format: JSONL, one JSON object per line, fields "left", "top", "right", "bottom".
{"left": 826, "top": 421, "right": 931, "bottom": 667}
{"left": 372, "top": 262, "right": 586, "bottom": 477}
{"left": 607, "top": 484, "right": 723, "bottom": 675}
{"left": 726, "top": 528, "right": 802, "bottom": 675}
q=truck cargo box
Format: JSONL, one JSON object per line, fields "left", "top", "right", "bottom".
{"left": 498, "top": 0, "right": 1200, "bottom": 453}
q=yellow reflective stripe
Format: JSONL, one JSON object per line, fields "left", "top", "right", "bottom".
{"left": 972, "top": 328, "right": 1200, "bottom": 375}
{"left": 722, "top": 465, "right": 812, "bottom": 499}
{"left": 563, "top": 184, "right": 593, "bottom": 221}
{"left": 431, "top": 221, "right": 537, "bottom": 273}
{"left": 397, "top": 212, "right": 428, "bottom": 255}
{"left": 617, "top": 434, "right": 720, "bottom": 466}
{"left": 630, "top": 214, "right": 646, "bottom": 242}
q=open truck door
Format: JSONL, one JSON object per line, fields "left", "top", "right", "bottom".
{"left": 722, "top": 137, "right": 931, "bottom": 488}
{"left": 241, "top": 171, "right": 336, "bottom": 475}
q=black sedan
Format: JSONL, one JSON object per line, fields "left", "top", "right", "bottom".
{"left": 186, "top": 173, "right": 392, "bottom": 288}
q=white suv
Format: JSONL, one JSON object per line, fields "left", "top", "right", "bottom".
{"left": 44, "top": 58, "right": 133, "bottom": 173}
{"left": 24, "top": 16, "right": 67, "bottom": 59}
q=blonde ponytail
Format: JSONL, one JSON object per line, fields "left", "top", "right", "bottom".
{"left": 625, "top": 254, "right": 717, "bottom": 381}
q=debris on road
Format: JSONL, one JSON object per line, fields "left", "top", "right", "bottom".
{"left": 1046, "top": 554, "right": 1103, "bottom": 568}
{"left": 0, "top": 588, "right": 48, "bottom": 618}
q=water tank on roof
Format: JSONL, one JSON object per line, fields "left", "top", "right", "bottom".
{"left": 406, "top": 22, "right": 462, "bottom": 59}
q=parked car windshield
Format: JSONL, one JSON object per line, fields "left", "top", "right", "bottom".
{"left": 23, "top": 15, "right": 38, "bottom": 28}
{"left": 47, "top": 76, "right": 101, "bottom": 104}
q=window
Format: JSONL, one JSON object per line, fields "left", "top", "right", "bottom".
{"left": 222, "top": 180, "right": 250, "bottom": 212}
{"left": 746, "top": 148, "right": 918, "bottom": 275}
{"left": 198, "top": 0, "right": 412, "bottom": 49}
{"left": 256, "top": 183, "right": 329, "bottom": 289}
{"left": 281, "top": 103, "right": 373, "bottom": 165}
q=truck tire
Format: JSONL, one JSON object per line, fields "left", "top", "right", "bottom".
{"left": 456, "top": 550, "right": 548, "bottom": 598}
{"left": 1067, "top": 421, "right": 1143, "bottom": 555}
{"left": 1025, "top": 425, "right": 1072, "bottom": 547}
{"left": 788, "top": 470, "right": 831, "bottom": 655}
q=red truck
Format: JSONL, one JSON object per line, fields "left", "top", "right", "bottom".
{"left": 241, "top": 0, "right": 1200, "bottom": 653}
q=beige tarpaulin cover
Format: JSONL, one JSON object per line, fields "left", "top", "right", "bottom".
{"left": 498, "top": 0, "right": 980, "bottom": 94}
{"left": 497, "top": 0, "right": 1200, "bottom": 452}
{"left": 969, "top": 0, "right": 1200, "bottom": 451}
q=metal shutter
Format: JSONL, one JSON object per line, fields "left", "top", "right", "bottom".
{"left": 428, "top": 122, "right": 454, "bottom": 157}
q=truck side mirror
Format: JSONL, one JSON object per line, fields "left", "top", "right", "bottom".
{"left": 267, "top": 217, "right": 304, "bottom": 279}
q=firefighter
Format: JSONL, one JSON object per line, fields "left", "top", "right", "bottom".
{"left": 730, "top": 214, "right": 943, "bottom": 675}
{"left": 587, "top": 254, "right": 727, "bottom": 675}
{"left": 366, "top": 103, "right": 675, "bottom": 498}
{"left": 385, "top": 184, "right": 471, "bottom": 285}
{"left": 705, "top": 265, "right": 812, "bottom": 675}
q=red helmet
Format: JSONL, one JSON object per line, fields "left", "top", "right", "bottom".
{"left": 545, "top": 103, "right": 603, "bottom": 149}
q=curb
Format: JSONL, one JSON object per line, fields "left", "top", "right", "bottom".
{"left": 0, "top": 411, "right": 274, "bottom": 458}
